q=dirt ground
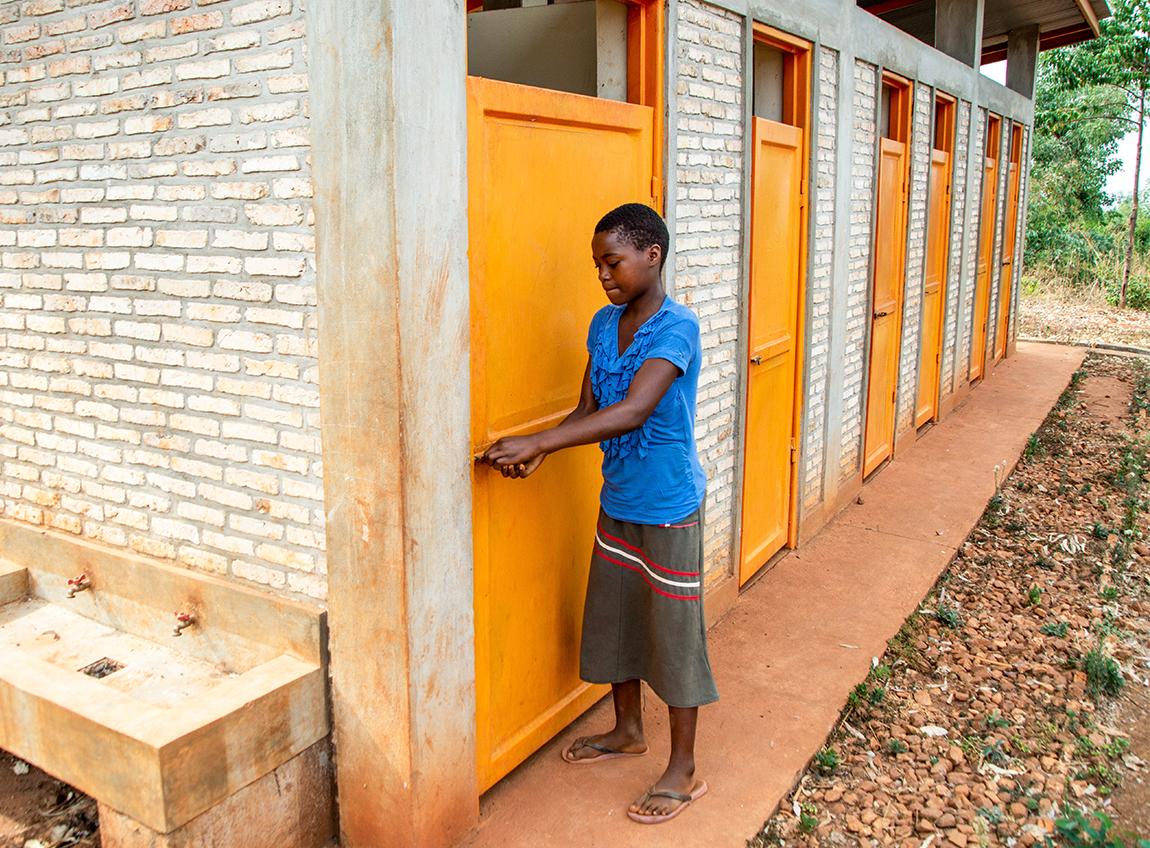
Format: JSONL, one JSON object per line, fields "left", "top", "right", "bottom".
{"left": 750, "top": 352, "right": 1150, "bottom": 848}
{"left": 1019, "top": 287, "right": 1150, "bottom": 350}
{"left": 0, "top": 752, "right": 96, "bottom": 848}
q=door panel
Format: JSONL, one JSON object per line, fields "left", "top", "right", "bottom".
{"left": 863, "top": 138, "right": 908, "bottom": 477}
{"left": 916, "top": 148, "right": 951, "bottom": 427}
{"left": 971, "top": 153, "right": 998, "bottom": 381}
{"left": 739, "top": 117, "right": 802, "bottom": 585}
{"left": 468, "top": 76, "right": 653, "bottom": 791}
{"left": 995, "top": 157, "right": 1021, "bottom": 361}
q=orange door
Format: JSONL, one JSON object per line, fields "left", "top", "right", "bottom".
{"left": 467, "top": 76, "right": 654, "bottom": 790}
{"left": 995, "top": 129, "right": 1023, "bottom": 361}
{"left": 915, "top": 148, "right": 951, "bottom": 427}
{"left": 970, "top": 151, "right": 998, "bottom": 381}
{"left": 738, "top": 117, "right": 804, "bottom": 585}
{"left": 863, "top": 137, "right": 908, "bottom": 477}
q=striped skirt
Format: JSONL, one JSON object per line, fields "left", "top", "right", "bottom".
{"left": 579, "top": 506, "right": 719, "bottom": 708}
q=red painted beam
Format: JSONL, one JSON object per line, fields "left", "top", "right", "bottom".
{"left": 858, "top": 0, "right": 924, "bottom": 14}
{"left": 981, "top": 22, "right": 1096, "bottom": 64}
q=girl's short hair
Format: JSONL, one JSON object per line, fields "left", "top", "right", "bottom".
{"left": 595, "top": 203, "right": 669, "bottom": 269}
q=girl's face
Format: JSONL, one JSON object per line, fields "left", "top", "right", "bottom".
{"left": 591, "top": 229, "right": 662, "bottom": 306}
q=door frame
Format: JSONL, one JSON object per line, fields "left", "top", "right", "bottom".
{"left": 994, "top": 121, "right": 1024, "bottom": 364}
{"left": 860, "top": 70, "right": 912, "bottom": 480}
{"left": 736, "top": 21, "right": 811, "bottom": 585}
{"left": 970, "top": 111, "right": 1001, "bottom": 383}
{"left": 465, "top": 0, "right": 666, "bottom": 794}
{"left": 915, "top": 90, "right": 956, "bottom": 430}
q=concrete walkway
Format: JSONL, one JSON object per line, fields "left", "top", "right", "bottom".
{"left": 461, "top": 342, "right": 1086, "bottom": 848}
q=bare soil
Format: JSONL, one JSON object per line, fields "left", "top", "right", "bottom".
{"left": 1020, "top": 288, "right": 1150, "bottom": 350}
{"left": 0, "top": 752, "right": 97, "bottom": 848}
{"left": 750, "top": 352, "right": 1150, "bottom": 848}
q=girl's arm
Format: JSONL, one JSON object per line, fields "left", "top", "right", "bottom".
{"left": 483, "top": 357, "right": 679, "bottom": 474}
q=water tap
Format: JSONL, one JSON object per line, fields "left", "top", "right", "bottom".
{"left": 172, "top": 611, "right": 196, "bottom": 637}
{"left": 66, "top": 573, "right": 91, "bottom": 598}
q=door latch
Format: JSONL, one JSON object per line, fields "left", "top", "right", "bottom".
{"left": 750, "top": 355, "right": 763, "bottom": 365}
{"left": 873, "top": 310, "right": 891, "bottom": 319}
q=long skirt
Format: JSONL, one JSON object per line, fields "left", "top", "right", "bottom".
{"left": 579, "top": 506, "right": 719, "bottom": 708}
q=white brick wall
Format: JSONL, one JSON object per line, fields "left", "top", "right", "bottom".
{"left": 894, "top": 82, "right": 931, "bottom": 434}
{"left": 0, "top": 0, "right": 324, "bottom": 599}
{"left": 958, "top": 107, "right": 986, "bottom": 382}
{"left": 838, "top": 59, "right": 877, "bottom": 481}
{"left": 672, "top": 0, "right": 743, "bottom": 582}
{"left": 939, "top": 98, "right": 970, "bottom": 396}
{"left": 800, "top": 45, "right": 837, "bottom": 511}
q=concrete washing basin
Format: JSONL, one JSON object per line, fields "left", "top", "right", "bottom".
{"left": 0, "top": 521, "right": 329, "bottom": 839}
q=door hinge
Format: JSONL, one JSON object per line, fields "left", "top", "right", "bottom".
{"left": 651, "top": 175, "right": 662, "bottom": 203}
{"left": 892, "top": 389, "right": 897, "bottom": 404}
{"left": 789, "top": 438, "right": 799, "bottom": 465}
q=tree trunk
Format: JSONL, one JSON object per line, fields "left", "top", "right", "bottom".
{"left": 1122, "top": 87, "right": 1146, "bottom": 308}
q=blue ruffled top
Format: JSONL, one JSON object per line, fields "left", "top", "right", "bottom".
{"left": 586, "top": 297, "right": 707, "bottom": 525}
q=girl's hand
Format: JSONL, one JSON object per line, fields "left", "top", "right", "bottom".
{"left": 498, "top": 453, "right": 546, "bottom": 479}
{"left": 484, "top": 435, "right": 547, "bottom": 476}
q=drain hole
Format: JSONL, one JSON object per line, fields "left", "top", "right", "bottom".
{"left": 79, "top": 657, "right": 125, "bottom": 678}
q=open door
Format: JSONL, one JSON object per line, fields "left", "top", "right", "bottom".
{"left": 862, "top": 73, "right": 911, "bottom": 478}
{"left": 467, "top": 0, "right": 664, "bottom": 792}
{"left": 994, "top": 123, "right": 1023, "bottom": 362}
{"left": 970, "top": 113, "right": 1001, "bottom": 382}
{"left": 738, "top": 25, "right": 809, "bottom": 586}
{"left": 915, "top": 93, "right": 955, "bottom": 429}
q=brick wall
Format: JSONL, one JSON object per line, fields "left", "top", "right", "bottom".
{"left": 939, "top": 98, "right": 970, "bottom": 397}
{"left": 838, "top": 59, "right": 877, "bottom": 482}
{"left": 958, "top": 107, "right": 986, "bottom": 382}
{"left": 800, "top": 45, "right": 837, "bottom": 511}
{"left": 0, "top": 0, "right": 324, "bottom": 599}
{"left": 672, "top": 0, "right": 743, "bottom": 582}
{"left": 894, "top": 82, "right": 932, "bottom": 435}
{"left": 985, "top": 119, "right": 1010, "bottom": 365}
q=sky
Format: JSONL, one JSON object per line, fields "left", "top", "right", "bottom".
{"left": 981, "top": 59, "right": 1145, "bottom": 202}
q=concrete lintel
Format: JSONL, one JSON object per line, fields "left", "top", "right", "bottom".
{"left": 306, "top": 2, "right": 477, "bottom": 847}
{"left": 1006, "top": 25, "right": 1040, "bottom": 99}
{"left": 935, "top": 0, "right": 985, "bottom": 68}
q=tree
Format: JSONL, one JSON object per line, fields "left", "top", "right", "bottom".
{"left": 1047, "top": 0, "right": 1150, "bottom": 306}
{"left": 1026, "top": 57, "right": 1126, "bottom": 282}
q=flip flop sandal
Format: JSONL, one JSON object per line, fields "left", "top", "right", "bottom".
{"left": 561, "top": 737, "right": 648, "bottom": 764}
{"left": 627, "top": 780, "right": 709, "bottom": 825}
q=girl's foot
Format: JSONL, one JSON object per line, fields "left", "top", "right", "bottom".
{"left": 561, "top": 729, "right": 647, "bottom": 763}
{"left": 629, "top": 764, "right": 701, "bottom": 818}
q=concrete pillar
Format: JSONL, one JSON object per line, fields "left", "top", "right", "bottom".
{"left": 1006, "top": 25, "right": 1040, "bottom": 99}
{"left": 305, "top": 3, "right": 477, "bottom": 848}
{"left": 934, "top": 0, "right": 985, "bottom": 67}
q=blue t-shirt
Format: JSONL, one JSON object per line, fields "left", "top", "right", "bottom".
{"left": 586, "top": 297, "right": 707, "bottom": 525}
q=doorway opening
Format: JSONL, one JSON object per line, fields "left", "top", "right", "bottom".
{"left": 994, "top": 122, "right": 1024, "bottom": 363}
{"left": 970, "top": 112, "right": 1002, "bottom": 383}
{"left": 915, "top": 91, "right": 956, "bottom": 430}
{"left": 862, "top": 72, "right": 912, "bottom": 479}
{"left": 466, "top": 0, "right": 665, "bottom": 794}
{"left": 737, "top": 24, "right": 810, "bottom": 587}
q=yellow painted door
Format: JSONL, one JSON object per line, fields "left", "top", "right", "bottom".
{"left": 995, "top": 158, "right": 1021, "bottom": 362}
{"left": 970, "top": 154, "right": 997, "bottom": 381}
{"left": 915, "top": 148, "right": 951, "bottom": 427}
{"left": 739, "top": 117, "right": 803, "bottom": 586}
{"left": 863, "top": 138, "right": 908, "bottom": 477}
{"left": 467, "top": 76, "right": 654, "bottom": 792}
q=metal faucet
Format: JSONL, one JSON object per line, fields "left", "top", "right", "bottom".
{"left": 66, "top": 573, "right": 91, "bottom": 598}
{"left": 173, "top": 611, "right": 196, "bottom": 637}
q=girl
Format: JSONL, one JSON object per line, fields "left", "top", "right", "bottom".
{"left": 483, "top": 203, "right": 716, "bottom": 825}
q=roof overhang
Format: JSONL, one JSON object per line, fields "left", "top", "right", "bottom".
{"left": 857, "top": 0, "right": 1112, "bottom": 64}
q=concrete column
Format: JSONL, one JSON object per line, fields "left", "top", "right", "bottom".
{"left": 306, "top": 3, "right": 477, "bottom": 848}
{"left": 1006, "top": 25, "right": 1040, "bottom": 99}
{"left": 934, "top": 0, "right": 985, "bottom": 67}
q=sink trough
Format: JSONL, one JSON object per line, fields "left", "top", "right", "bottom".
{"left": 0, "top": 520, "right": 331, "bottom": 844}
